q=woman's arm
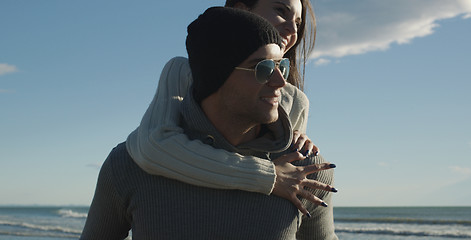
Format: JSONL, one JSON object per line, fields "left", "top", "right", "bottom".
{"left": 126, "top": 57, "right": 276, "bottom": 194}
{"left": 126, "top": 57, "right": 335, "bottom": 210}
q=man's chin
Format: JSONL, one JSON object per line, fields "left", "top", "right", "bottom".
{"left": 262, "top": 112, "right": 279, "bottom": 124}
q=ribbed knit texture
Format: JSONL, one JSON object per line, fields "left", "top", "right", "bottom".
{"left": 81, "top": 143, "right": 337, "bottom": 240}
{"left": 126, "top": 57, "right": 310, "bottom": 195}
{"left": 82, "top": 90, "right": 337, "bottom": 239}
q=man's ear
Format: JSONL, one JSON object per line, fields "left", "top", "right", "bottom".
{"left": 232, "top": 2, "right": 251, "bottom": 11}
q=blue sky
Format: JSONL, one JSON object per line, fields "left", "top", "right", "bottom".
{"left": 1, "top": 0, "right": 470, "bottom": 207}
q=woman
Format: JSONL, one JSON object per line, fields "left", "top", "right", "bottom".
{"left": 126, "top": 0, "right": 336, "bottom": 217}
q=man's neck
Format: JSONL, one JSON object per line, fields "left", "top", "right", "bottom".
{"left": 201, "top": 97, "right": 261, "bottom": 146}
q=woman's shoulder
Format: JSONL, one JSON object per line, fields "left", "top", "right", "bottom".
{"left": 281, "top": 83, "right": 308, "bottom": 101}
{"left": 159, "top": 56, "right": 193, "bottom": 95}
{"left": 166, "top": 56, "right": 189, "bottom": 64}
{"left": 279, "top": 83, "right": 309, "bottom": 113}
{"left": 163, "top": 56, "right": 190, "bottom": 74}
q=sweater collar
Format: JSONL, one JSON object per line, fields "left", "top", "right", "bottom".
{"left": 181, "top": 90, "right": 292, "bottom": 159}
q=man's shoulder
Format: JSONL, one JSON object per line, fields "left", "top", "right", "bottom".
{"left": 295, "top": 154, "right": 334, "bottom": 181}
{"left": 105, "top": 142, "right": 132, "bottom": 166}
{"left": 101, "top": 142, "right": 144, "bottom": 181}
{"left": 296, "top": 154, "right": 335, "bottom": 209}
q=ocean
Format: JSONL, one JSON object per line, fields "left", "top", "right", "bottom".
{"left": 0, "top": 206, "right": 469, "bottom": 239}
{"left": 0, "top": 206, "right": 86, "bottom": 239}
{"left": 334, "top": 207, "right": 471, "bottom": 239}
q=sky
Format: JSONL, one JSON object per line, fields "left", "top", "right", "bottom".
{"left": 1, "top": 0, "right": 470, "bottom": 207}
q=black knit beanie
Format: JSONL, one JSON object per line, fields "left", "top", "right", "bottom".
{"left": 186, "top": 7, "right": 282, "bottom": 103}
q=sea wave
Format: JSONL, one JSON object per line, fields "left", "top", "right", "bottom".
{"left": 57, "top": 209, "right": 88, "bottom": 218}
{"left": 0, "top": 220, "right": 82, "bottom": 234}
{"left": 0, "top": 229, "right": 79, "bottom": 238}
{"left": 335, "top": 217, "right": 471, "bottom": 226}
{"left": 336, "top": 226, "right": 471, "bottom": 239}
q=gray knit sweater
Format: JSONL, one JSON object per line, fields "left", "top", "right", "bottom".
{"left": 80, "top": 92, "right": 337, "bottom": 240}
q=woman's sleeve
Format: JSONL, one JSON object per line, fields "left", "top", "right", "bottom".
{"left": 126, "top": 57, "right": 276, "bottom": 195}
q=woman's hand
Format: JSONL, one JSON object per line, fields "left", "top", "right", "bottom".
{"left": 271, "top": 152, "right": 337, "bottom": 217}
{"left": 291, "top": 130, "right": 319, "bottom": 157}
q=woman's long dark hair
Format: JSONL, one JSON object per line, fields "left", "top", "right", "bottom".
{"left": 225, "top": 0, "right": 316, "bottom": 91}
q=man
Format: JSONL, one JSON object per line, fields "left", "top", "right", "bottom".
{"left": 81, "top": 7, "right": 337, "bottom": 240}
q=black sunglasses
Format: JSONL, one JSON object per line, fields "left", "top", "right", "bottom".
{"left": 235, "top": 58, "right": 290, "bottom": 84}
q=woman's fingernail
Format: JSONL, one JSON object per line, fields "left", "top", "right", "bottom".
{"left": 304, "top": 150, "right": 310, "bottom": 156}
{"left": 331, "top": 187, "right": 338, "bottom": 193}
{"left": 294, "top": 148, "right": 299, "bottom": 152}
{"left": 306, "top": 212, "right": 312, "bottom": 218}
{"left": 329, "top": 164, "right": 336, "bottom": 168}
{"left": 321, "top": 202, "right": 328, "bottom": 207}
{"left": 314, "top": 151, "right": 319, "bottom": 156}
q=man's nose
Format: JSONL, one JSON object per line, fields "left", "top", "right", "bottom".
{"left": 267, "top": 68, "right": 287, "bottom": 88}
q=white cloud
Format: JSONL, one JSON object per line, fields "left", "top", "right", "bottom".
{"left": 314, "top": 58, "right": 331, "bottom": 66}
{"left": 312, "top": 0, "right": 471, "bottom": 59}
{"left": 0, "top": 63, "right": 18, "bottom": 76}
{"left": 449, "top": 166, "right": 471, "bottom": 176}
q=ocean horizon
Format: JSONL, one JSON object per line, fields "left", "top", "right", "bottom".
{"left": 0, "top": 206, "right": 469, "bottom": 239}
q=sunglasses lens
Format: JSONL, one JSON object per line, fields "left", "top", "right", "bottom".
{"left": 279, "top": 58, "right": 290, "bottom": 80}
{"left": 255, "top": 60, "right": 275, "bottom": 84}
